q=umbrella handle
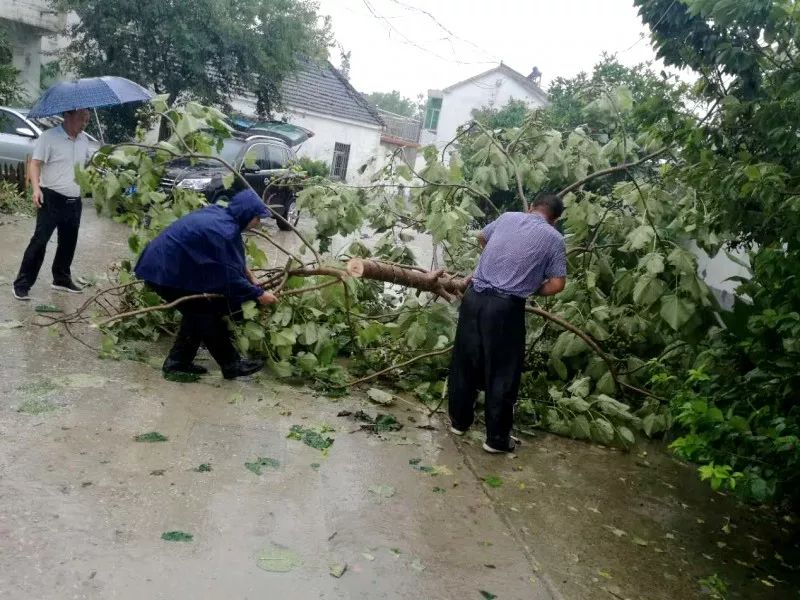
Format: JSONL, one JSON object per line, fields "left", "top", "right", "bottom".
{"left": 93, "top": 108, "right": 105, "bottom": 145}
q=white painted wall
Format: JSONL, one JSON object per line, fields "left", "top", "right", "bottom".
{"left": 1, "top": 1, "right": 70, "bottom": 100}
{"left": 689, "top": 242, "right": 752, "bottom": 310}
{"left": 230, "top": 95, "right": 382, "bottom": 185}
{"left": 4, "top": 23, "right": 42, "bottom": 98}
{"left": 281, "top": 109, "right": 382, "bottom": 184}
{"left": 426, "top": 71, "right": 548, "bottom": 156}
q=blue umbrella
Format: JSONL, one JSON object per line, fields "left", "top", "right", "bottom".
{"left": 28, "top": 76, "right": 154, "bottom": 118}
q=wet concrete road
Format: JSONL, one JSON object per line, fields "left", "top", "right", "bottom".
{"left": 1, "top": 205, "right": 797, "bottom": 600}
{"left": 0, "top": 205, "right": 550, "bottom": 599}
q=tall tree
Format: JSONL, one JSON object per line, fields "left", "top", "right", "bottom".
{"left": 364, "top": 90, "right": 421, "bottom": 117}
{"left": 471, "top": 98, "right": 529, "bottom": 129}
{"left": 634, "top": 0, "right": 800, "bottom": 502}
{"left": 0, "top": 26, "right": 25, "bottom": 105}
{"left": 53, "top": 0, "right": 332, "bottom": 138}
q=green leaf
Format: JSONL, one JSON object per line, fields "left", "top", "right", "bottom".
{"left": 552, "top": 331, "right": 589, "bottom": 358}
{"left": 483, "top": 475, "right": 503, "bottom": 488}
{"left": 591, "top": 418, "right": 615, "bottom": 444}
{"left": 34, "top": 304, "right": 62, "bottom": 314}
{"left": 241, "top": 301, "right": 259, "bottom": 320}
{"left": 596, "top": 371, "right": 616, "bottom": 395}
{"left": 559, "top": 396, "right": 591, "bottom": 413}
{"left": 244, "top": 321, "right": 264, "bottom": 340}
{"left": 632, "top": 276, "right": 666, "bottom": 307}
{"left": 551, "top": 357, "right": 568, "bottom": 380}
{"left": 268, "top": 359, "right": 293, "bottom": 378}
{"left": 161, "top": 531, "right": 193, "bottom": 542}
{"left": 570, "top": 415, "right": 591, "bottom": 440}
{"left": 288, "top": 425, "right": 334, "bottom": 451}
{"left": 625, "top": 225, "right": 654, "bottom": 251}
{"left": 639, "top": 252, "right": 665, "bottom": 275}
{"left": 616, "top": 426, "right": 635, "bottom": 448}
{"left": 245, "top": 457, "right": 280, "bottom": 475}
{"left": 667, "top": 248, "right": 696, "bottom": 274}
{"left": 642, "top": 413, "right": 667, "bottom": 437}
{"left": 660, "top": 295, "right": 695, "bottom": 330}
{"left": 256, "top": 546, "right": 302, "bottom": 572}
{"left": 595, "top": 395, "right": 635, "bottom": 421}
{"left": 567, "top": 376, "right": 591, "bottom": 398}
{"left": 134, "top": 431, "right": 168, "bottom": 442}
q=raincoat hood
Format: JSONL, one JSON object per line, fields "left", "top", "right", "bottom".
{"left": 227, "top": 188, "right": 269, "bottom": 230}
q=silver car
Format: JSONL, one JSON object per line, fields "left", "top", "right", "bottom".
{"left": 0, "top": 106, "right": 100, "bottom": 166}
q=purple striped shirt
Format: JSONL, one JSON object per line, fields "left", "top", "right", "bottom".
{"left": 472, "top": 212, "right": 567, "bottom": 298}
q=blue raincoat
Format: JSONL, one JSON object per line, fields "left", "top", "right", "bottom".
{"left": 135, "top": 189, "right": 268, "bottom": 303}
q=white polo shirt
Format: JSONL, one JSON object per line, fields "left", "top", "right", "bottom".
{"left": 31, "top": 125, "right": 91, "bottom": 198}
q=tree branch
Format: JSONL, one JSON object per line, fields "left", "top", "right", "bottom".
{"left": 556, "top": 147, "right": 669, "bottom": 198}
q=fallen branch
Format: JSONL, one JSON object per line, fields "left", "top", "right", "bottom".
{"left": 345, "top": 346, "right": 454, "bottom": 387}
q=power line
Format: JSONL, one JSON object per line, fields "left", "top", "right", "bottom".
{"left": 385, "top": 0, "right": 500, "bottom": 63}
{"left": 359, "top": 0, "right": 496, "bottom": 67}
{"left": 619, "top": 0, "right": 677, "bottom": 55}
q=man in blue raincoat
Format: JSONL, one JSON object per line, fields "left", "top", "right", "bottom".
{"left": 135, "top": 188, "right": 278, "bottom": 379}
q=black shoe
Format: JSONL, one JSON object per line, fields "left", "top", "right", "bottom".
{"left": 221, "top": 358, "right": 265, "bottom": 379}
{"left": 162, "top": 359, "right": 209, "bottom": 375}
{"left": 12, "top": 286, "right": 30, "bottom": 301}
{"left": 51, "top": 280, "right": 83, "bottom": 294}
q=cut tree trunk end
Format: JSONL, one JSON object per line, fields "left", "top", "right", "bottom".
{"left": 346, "top": 259, "right": 466, "bottom": 301}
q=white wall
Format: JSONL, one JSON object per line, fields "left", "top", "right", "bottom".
{"left": 689, "top": 242, "right": 752, "bottom": 310}
{"left": 4, "top": 23, "right": 42, "bottom": 98}
{"left": 229, "top": 95, "right": 382, "bottom": 185}
{"left": 431, "top": 71, "right": 547, "bottom": 154}
{"left": 1, "top": 1, "right": 70, "bottom": 100}
{"left": 282, "top": 109, "right": 382, "bottom": 185}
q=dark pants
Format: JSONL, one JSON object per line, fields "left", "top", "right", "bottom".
{"left": 448, "top": 286, "right": 526, "bottom": 449}
{"left": 149, "top": 283, "right": 240, "bottom": 369}
{"left": 14, "top": 188, "right": 82, "bottom": 291}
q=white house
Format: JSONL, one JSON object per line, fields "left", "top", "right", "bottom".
{"left": 231, "top": 59, "right": 385, "bottom": 184}
{"left": 0, "top": 0, "right": 69, "bottom": 99}
{"left": 420, "top": 63, "right": 549, "bottom": 161}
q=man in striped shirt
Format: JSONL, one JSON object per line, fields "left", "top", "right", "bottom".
{"left": 449, "top": 193, "right": 567, "bottom": 453}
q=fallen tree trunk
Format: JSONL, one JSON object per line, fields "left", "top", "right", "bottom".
{"left": 346, "top": 258, "right": 467, "bottom": 301}
{"left": 345, "top": 258, "right": 661, "bottom": 401}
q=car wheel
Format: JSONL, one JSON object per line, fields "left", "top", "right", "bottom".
{"left": 277, "top": 197, "right": 299, "bottom": 231}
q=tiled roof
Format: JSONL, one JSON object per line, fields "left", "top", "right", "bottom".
{"left": 282, "top": 59, "right": 384, "bottom": 127}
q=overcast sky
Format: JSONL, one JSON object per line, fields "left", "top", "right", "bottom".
{"left": 315, "top": 0, "right": 662, "bottom": 99}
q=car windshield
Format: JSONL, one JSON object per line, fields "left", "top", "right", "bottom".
{"left": 218, "top": 138, "right": 244, "bottom": 164}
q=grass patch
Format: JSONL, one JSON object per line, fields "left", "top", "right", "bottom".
{"left": 17, "top": 398, "right": 58, "bottom": 414}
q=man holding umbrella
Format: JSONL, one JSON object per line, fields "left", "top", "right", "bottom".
{"left": 12, "top": 76, "right": 153, "bottom": 300}
{"left": 12, "top": 108, "right": 92, "bottom": 299}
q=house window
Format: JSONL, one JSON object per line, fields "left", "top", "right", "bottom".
{"left": 331, "top": 142, "right": 351, "bottom": 180}
{"left": 424, "top": 97, "right": 442, "bottom": 131}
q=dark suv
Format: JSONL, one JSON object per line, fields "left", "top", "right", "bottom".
{"left": 159, "top": 132, "right": 303, "bottom": 230}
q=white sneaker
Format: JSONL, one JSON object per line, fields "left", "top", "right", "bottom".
{"left": 450, "top": 426, "right": 467, "bottom": 436}
{"left": 12, "top": 286, "right": 30, "bottom": 301}
{"left": 482, "top": 440, "right": 517, "bottom": 454}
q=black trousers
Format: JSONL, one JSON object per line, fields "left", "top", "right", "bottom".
{"left": 149, "top": 283, "right": 240, "bottom": 369}
{"left": 14, "top": 188, "right": 82, "bottom": 291}
{"left": 448, "top": 286, "right": 526, "bottom": 448}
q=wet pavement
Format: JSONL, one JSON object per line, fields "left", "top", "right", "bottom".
{"left": 0, "top": 205, "right": 798, "bottom": 600}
